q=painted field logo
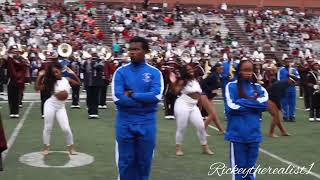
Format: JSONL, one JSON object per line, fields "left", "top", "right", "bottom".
{"left": 19, "top": 151, "right": 94, "bottom": 168}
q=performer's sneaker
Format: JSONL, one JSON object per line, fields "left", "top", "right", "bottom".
{"left": 316, "top": 118, "right": 320, "bottom": 122}
{"left": 305, "top": 108, "right": 310, "bottom": 111}
{"left": 98, "top": 105, "right": 107, "bottom": 109}
{"left": 9, "top": 114, "right": 15, "bottom": 118}
{"left": 299, "top": 96, "right": 303, "bottom": 99}
{"left": 19, "top": 104, "right": 23, "bottom": 108}
{"left": 309, "top": 118, "right": 315, "bottom": 122}
{"left": 71, "top": 105, "right": 81, "bottom": 109}
{"left": 165, "top": 115, "right": 175, "bottom": 119}
{"left": 89, "top": 115, "right": 99, "bottom": 119}
{"left": 14, "top": 114, "right": 20, "bottom": 118}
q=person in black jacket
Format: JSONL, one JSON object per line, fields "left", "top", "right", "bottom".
{"left": 306, "top": 61, "right": 320, "bottom": 121}
{"left": 83, "top": 51, "right": 104, "bottom": 119}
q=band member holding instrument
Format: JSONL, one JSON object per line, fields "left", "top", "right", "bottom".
{"left": 6, "top": 45, "right": 29, "bottom": 118}
{"left": 306, "top": 61, "right": 320, "bottom": 121}
{"left": 277, "top": 58, "right": 300, "bottom": 122}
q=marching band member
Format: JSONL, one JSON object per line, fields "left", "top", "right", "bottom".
{"left": 6, "top": 45, "right": 29, "bottom": 118}
{"left": 35, "top": 62, "right": 80, "bottom": 155}
{"left": 172, "top": 64, "right": 214, "bottom": 156}
{"left": 70, "top": 52, "right": 82, "bottom": 108}
{"left": 83, "top": 49, "right": 104, "bottom": 119}
{"left": 38, "top": 52, "right": 58, "bottom": 119}
{"left": 277, "top": 58, "right": 300, "bottom": 122}
{"left": 98, "top": 50, "right": 113, "bottom": 109}
{"left": 162, "top": 58, "right": 178, "bottom": 119}
{"left": 306, "top": 61, "right": 320, "bottom": 121}
{"left": 225, "top": 60, "right": 268, "bottom": 180}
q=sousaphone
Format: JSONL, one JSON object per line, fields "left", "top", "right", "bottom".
{"left": 58, "top": 43, "right": 73, "bottom": 58}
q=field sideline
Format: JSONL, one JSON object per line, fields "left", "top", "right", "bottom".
{"left": 0, "top": 97, "right": 320, "bottom": 180}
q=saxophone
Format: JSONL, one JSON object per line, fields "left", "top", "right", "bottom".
{"left": 229, "top": 59, "right": 236, "bottom": 80}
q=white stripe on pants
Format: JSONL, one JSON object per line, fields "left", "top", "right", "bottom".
{"left": 43, "top": 97, "right": 74, "bottom": 146}
{"left": 174, "top": 94, "right": 207, "bottom": 145}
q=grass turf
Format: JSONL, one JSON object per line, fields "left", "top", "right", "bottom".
{"left": 0, "top": 98, "right": 319, "bottom": 180}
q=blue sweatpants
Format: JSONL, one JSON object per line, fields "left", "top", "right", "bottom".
{"left": 115, "top": 122, "right": 156, "bottom": 180}
{"left": 230, "top": 142, "right": 260, "bottom": 180}
{"left": 280, "top": 90, "right": 296, "bottom": 120}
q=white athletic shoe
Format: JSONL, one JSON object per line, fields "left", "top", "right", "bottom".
{"left": 316, "top": 118, "right": 320, "bottom": 121}
{"left": 15, "top": 114, "right": 20, "bottom": 118}
{"left": 309, "top": 118, "right": 315, "bottom": 122}
{"left": 89, "top": 115, "right": 99, "bottom": 119}
{"left": 9, "top": 114, "right": 15, "bottom": 118}
{"left": 71, "top": 105, "right": 81, "bottom": 108}
{"left": 19, "top": 104, "right": 23, "bottom": 108}
{"left": 299, "top": 96, "right": 303, "bottom": 99}
{"left": 164, "top": 116, "right": 171, "bottom": 119}
{"left": 98, "top": 105, "right": 107, "bottom": 109}
{"left": 305, "top": 108, "right": 310, "bottom": 111}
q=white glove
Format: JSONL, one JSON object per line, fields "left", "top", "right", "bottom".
{"left": 313, "top": 85, "right": 319, "bottom": 89}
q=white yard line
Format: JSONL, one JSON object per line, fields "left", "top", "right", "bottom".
{"left": 2, "top": 102, "right": 34, "bottom": 162}
{"left": 208, "top": 125, "right": 320, "bottom": 179}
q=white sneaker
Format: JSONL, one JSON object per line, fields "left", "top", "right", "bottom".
{"left": 71, "top": 105, "right": 81, "bottom": 108}
{"left": 299, "top": 96, "right": 303, "bottom": 99}
{"left": 101, "top": 105, "right": 107, "bottom": 109}
{"left": 19, "top": 105, "right": 23, "bottom": 108}
{"left": 309, "top": 118, "right": 315, "bottom": 122}
{"left": 14, "top": 114, "right": 19, "bottom": 118}
{"left": 164, "top": 116, "right": 171, "bottom": 119}
{"left": 305, "top": 108, "right": 310, "bottom": 111}
{"left": 89, "top": 114, "right": 99, "bottom": 119}
{"left": 316, "top": 118, "right": 320, "bottom": 121}
{"left": 0, "top": 92, "right": 5, "bottom": 95}
{"left": 9, "top": 114, "right": 15, "bottom": 118}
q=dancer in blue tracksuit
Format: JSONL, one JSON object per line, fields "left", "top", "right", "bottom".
{"left": 277, "top": 58, "right": 300, "bottom": 122}
{"left": 112, "top": 37, "right": 164, "bottom": 180}
{"left": 225, "top": 60, "right": 269, "bottom": 180}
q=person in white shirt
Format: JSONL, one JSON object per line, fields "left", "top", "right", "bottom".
{"left": 171, "top": 64, "right": 213, "bottom": 156}
{"left": 35, "top": 62, "right": 81, "bottom": 155}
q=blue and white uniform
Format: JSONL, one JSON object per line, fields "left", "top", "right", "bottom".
{"left": 277, "top": 66, "right": 300, "bottom": 120}
{"left": 225, "top": 80, "right": 268, "bottom": 180}
{"left": 112, "top": 61, "right": 164, "bottom": 180}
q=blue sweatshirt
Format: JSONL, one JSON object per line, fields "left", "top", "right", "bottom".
{"left": 112, "top": 62, "right": 164, "bottom": 124}
{"left": 224, "top": 80, "right": 269, "bottom": 143}
{"left": 277, "top": 66, "right": 300, "bottom": 92}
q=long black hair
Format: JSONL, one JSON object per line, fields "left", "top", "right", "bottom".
{"left": 179, "top": 64, "right": 195, "bottom": 87}
{"left": 236, "top": 60, "right": 258, "bottom": 99}
{"left": 43, "top": 62, "right": 62, "bottom": 95}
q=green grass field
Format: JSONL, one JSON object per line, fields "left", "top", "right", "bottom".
{"left": 0, "top": 98, "right": 320, "bottom": 180}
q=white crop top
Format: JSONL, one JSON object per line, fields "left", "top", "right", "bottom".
{"left": 54, "top": 77, "right": 71, "bottom": 94}
{"left": 181, "top": 80, "right": 202, "bottom": 94}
